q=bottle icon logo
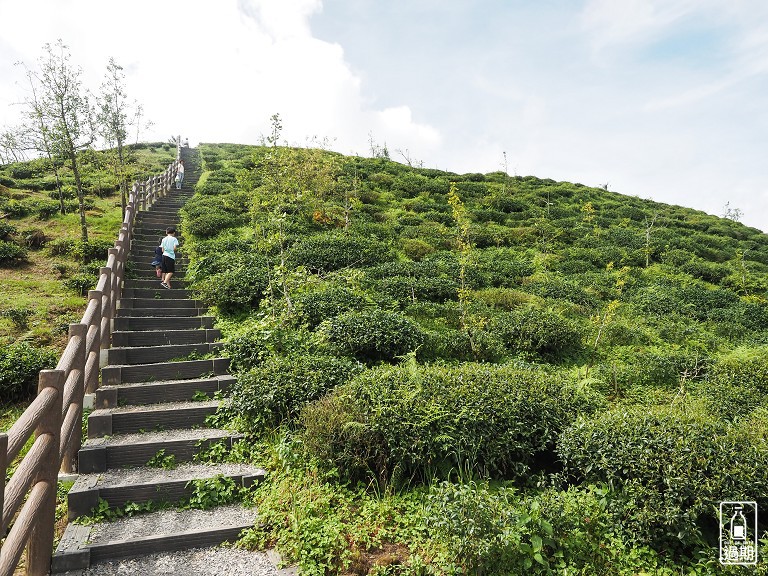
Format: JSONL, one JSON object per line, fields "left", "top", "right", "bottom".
{"left": 720, "top": 501, "right": 758, "bottom": 565}
{"left": 730, "top": 505, "right": 747, "bottom": 541}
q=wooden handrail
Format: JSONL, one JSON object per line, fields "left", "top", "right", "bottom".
{"left": 0, "top": 147, "right": 183, "bottom": 576}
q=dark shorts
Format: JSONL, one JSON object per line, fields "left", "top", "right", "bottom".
{"left": 161, "top": 255, "right": 175, "bottom": 273}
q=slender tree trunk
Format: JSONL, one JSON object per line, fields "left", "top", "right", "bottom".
{"left": 67, "top": 145, "right": 88, "bottom": 244}
{"left": 117, "top": 143, "right": 127, "bottom": 218}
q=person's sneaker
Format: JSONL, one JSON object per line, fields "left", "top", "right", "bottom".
{"left": 160, "top": 282, "right": 170, "bottom": 289}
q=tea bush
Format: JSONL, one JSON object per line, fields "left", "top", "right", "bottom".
{"left": 287, "top": 232, "right": 394, "bottom": 273}
{"left": 63, "top": 271, "right": 98, "bottom": 296}
{"left": 70, "top": 238, "right": 114, "bottom": 264}
{"left": 474, "top": 248, "right": 535, "bottom": 287}
{"left": 301, "top": 362, "right": 605, "bottom": 482}
{"left": 0, "top": 240, "right": 27, "bottom": 265}
{"left": 557, "top": 404, "right": 768, "bottom": 549}
{"left": 325, "top": 308, "right": 425, "bottom": 363}
{"left": 224, "top": 354, "right": 361, "bottom": 434}
{"left": 0, "top": 342, "right": 58, "bottom": 402}
{"left": 185, "top": 209, "right": 243, "bottom": 238}
{"left": 0, "top": 222, "right": 16, "bottom": 240}
{"left": 491, "top": 307, "right": 584, "bottom": 360}
{"left": 377, "top": 274, "right": 458, "bottom": 305}
{"left": 193, "top": 261, "right": 269, "bottom": 314}
{"left": 295, "top": 285, "right": 366, "bottom": 329}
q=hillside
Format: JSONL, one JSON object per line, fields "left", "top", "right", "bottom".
{"left": 178, "top": 143, "right": 767, "bottom": 574}
{"left": 0, "top": 142, "right": 176, "bottom": 410}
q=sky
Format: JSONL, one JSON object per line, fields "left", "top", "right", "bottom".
{"left": 1, "top": 0, "right": 767, "bottom": 231}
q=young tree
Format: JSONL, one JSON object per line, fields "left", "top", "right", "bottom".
{"left": 11, "top": 64, "right": 68, "bottom": 214}
{"left": 97, "top": 57, "right": 145, "bottom": 218}
{"left": 18, "top": 40, "right": 95, "bottom": 243}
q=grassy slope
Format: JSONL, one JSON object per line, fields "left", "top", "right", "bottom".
{"left": 179, "top": 143, "right": 768, "bottom": 574}
{"left": 0, "top": 143, "right": 177, "bottom": 348}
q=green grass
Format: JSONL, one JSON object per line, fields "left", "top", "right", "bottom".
{"left": 0, "top": 143, "right": 176, "bottom": 350}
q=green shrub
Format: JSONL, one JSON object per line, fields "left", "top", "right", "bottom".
{"left": 419, "top": 327, "right": 506, "bottom": 363}
{"left": 592, "top": 346, "right": 708, "bottom": 391}
{"left": 224, "top": 354, "right": 361, "bottom": 434}
{"left": 185, "top": 209, "right": 243, "bottom": 238}
{"left": 1, "top": 307, "right": 33, "bottom": 330}
{"left": 63, "top": 272, "right": 97, "bottom": 296}
{"left": 325, "top": 309, "right": 424, "bottom": 362}
{"left": 491, "top": 307, "right": 584, "bottom": 360}
{"left": 400, "top": 237, "right": 435, "bottom": 260}
{"left": 0, "top": 222, "right": 17, "bottom": 240}
{"left": 377, "top": 275, "right": 458, "bottom": 306}
{"left": 474, "top": 248, "right": 535, "bottom": 287}
{"left": 525, "top": 276, "right": 599, "bottom": 309}
{"left": 193, "top": 261, "right": 269, "bottom": 314}
{"left": 70, "top": 239, "right": 114, "bottom": 263}
{"left": 557, "top": 404, "right": 768, "bottom": 549}
{"left": 0, "top": 240, "right": 27, "bottom": 265}
{"left": 287, "top": 232, "right": 394, "bottom": 273}
{"left": 295, "top": 285, "right": 366, "bottom": 329}
{"left": 301, "top": 362, "right": 605, "bottom": 482}
{"left": 701, "top": 346, "right": 768, "bottom": 419}
{"left": 0, "top": 342, "right": 58, "bottom": 402}
{"left": 47, "top": 238, "right": 75, "bottom": 256}
{"left": 708, "top": 346, "right": 768, "bottom": 391}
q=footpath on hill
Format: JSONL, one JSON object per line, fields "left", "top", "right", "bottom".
{"left": 52, "top": 147, "right": 288, "bottom": 576}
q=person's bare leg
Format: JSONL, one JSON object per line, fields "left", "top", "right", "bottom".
{"left": 163, "top": 272, "right": 174, "bottom": 288}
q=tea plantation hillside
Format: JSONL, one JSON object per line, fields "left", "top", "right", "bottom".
{"left": 182, "top": 142, "right": 768, "bottom": 574}
{"left": 0, "top": 142, "right": 177, "bottom": 407}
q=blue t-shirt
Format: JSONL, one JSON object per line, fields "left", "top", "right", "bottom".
{"left": 161, "top": 236, "right": 179, "bottom": 259}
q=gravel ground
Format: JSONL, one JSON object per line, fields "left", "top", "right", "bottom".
{"left": 73, "top": 462, "right": 265, "bottom": 490}
{"left": 102, "top": 400, "right": 220, "bottom": 414}
{"left": 84, "top": 427, "right": 233, "bottom": 446}
{"left": 61, "top": 546, "right": 281, "bottom": 576}
{"left": 89, "top": 504, "right": 257, "bottom": 543}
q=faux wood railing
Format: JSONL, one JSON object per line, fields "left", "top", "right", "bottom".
{"left": 0, "top": 145, "right": 182, "bottom": 576}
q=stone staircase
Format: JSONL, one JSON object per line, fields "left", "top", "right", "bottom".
{"left": 52, "top": 148, "right": 265, "bottom": 573}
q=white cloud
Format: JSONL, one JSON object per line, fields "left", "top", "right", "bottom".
{"left": 0, "top": 0, "right": 442, "bottom": 158}
{"left": 580, "top": 0, "right": 702, "bottom": 59}
{"left": 1, "top": 1, "right": 767, "bottom": 231}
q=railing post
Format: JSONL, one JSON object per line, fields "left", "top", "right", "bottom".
{"left": 60, "top": 324, "right": 85, "bottom": 474}
{"left": 27, "top": 369, "right": 63, "bottom": 576}
{"left": 85, "top": 291, "right": 101, "bottom": 394}
{"left": 101, "top": 262, "right": 114, "bottom": 353}
{"left": 0, "top": 433, "right": 6, "bottom": 543}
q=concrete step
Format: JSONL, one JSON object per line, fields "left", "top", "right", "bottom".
{"left": 78, "top": 428, "right": 241, "bottom": 473}
{"left": 120, "top": 287, "right": 190, "bottom": 299}
{"left": 95, "top": 375, "right": 234, "bottom": 408}
{"left": 113, "top": 315, "right": 213, "bottom": 332}
{"left": 111, "top": 328, "right": 219, "bottom": 347}
{"left": 107, "top": 341, "right": 223, "bottom": 365}
{"left": 120, "top": 298, "right": 199, "bottom": 309}
{"left": 127, "top": 257, "right": 188, "bottom": 268}
{"left": 131, "top": 239, "right": 181, "bottom": 249}
{"left": 122, "top": 279, "right": 189, "bottom": 290}
{"left": 66, "top": 462, "right": 266, "bottom": 519}
{"left": 131, "top": 229, "right": 181, "bottom": 240}
{"left": 101, "top": 357, "right": 230, "bottom": 385}
{"left": 116, "top": 307, "right": 205, "bottom": 318}
{"left": 88, "top": 400, "right": 221, "bottom": 437}
{"left": 52, "top": 504, "right": 256, "bottom": 572}
{"left": 129, "top": 272, "right": 188, "bottom": 282}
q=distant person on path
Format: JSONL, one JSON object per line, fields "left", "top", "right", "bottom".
{"left": 175, "top": 160, "right": 185, "bottom": 190}
{"left": 160, "top": 227, "right": 180, "bottom": 289}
